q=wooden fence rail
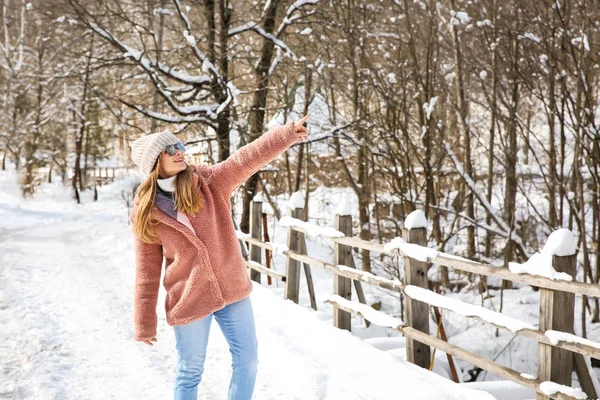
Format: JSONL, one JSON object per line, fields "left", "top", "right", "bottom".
{"left": 238, "top": 198, "right": 600, "bottom": 400}
{"left": 67, "top": 166, "right": 123, "bottom": 186}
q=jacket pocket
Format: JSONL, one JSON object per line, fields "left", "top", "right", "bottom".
{"left": 170, "top": 265, "right": 211, "bottom": 318}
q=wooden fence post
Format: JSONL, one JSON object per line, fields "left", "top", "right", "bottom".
{"left": 262, "top": 213, "right": 272, "bottom": 286}
{"left": 249, "top": 199, "right": 262, "bottom": 283}
{"left": 285, "top": 206, "right": 303, "bottom": 303}
{"left": 334, "top": 212, "right": 353, "bottom": 331}
{"left": 536, "top": 252, "right": 576, "bottom": 400}
{"left": 300, "top": 236, "right": 318, "bottom": 310}
{"left": 402, "top": 225, "right": 431, "bottom": 369}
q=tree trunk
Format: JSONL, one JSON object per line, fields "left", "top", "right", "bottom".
{"left": 22, "top": 48, "right": 44, "bottom": 197}
{"left": 82, "top": 124, "right": 90, "bottom": 191}
{"left": 47, "top": 161, "right": 53, "bottom": 183}
{"left": 240, "top": 0, "right": 279, "bottom": 234}
{"left": 450, "top": 0, "right": 475, "bottom": 261}
{"left": 593, "top": 135, "right": 600, "bottom": 323}
{"left": 502, "top": 9, "right": 520, "bottom": 289}
{"left": 72, "top": 36, "right": 94, "bottom": 203}
{"left": 547, "top": 63, "right": 558, "bottom": 229}
{"left": 148, "top": 0, "right": 166, "bottom": 132}
{"left": 295, "top": 67, "right": 311, "bottom": 193}
{"left": 484, "top": 0, "right": 498, "bottom": 263}
{"left": 301, "top": 68, "right": 312, "bottom": 219}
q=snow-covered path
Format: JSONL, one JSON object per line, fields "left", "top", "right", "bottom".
{"left": 0, "top": 168, "right": 493, "bottom": 400}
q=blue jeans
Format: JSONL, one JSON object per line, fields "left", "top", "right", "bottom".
{"left": 173, "top": 295, "right": 258, "bottom": 400}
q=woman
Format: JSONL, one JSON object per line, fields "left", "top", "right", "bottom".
{"left": 129, "top": 114, "right": 310, "bottom": 400}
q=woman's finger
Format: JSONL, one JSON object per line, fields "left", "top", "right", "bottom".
{"left": 297, "top": 113, "right": 310, "bottom": 127}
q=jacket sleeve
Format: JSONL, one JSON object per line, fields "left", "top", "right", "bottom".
{"left": 205, "top": 120, "right": 298, "bottom": 200}
{"left": 131, "top": 211, "right": 164, "bottom": 341}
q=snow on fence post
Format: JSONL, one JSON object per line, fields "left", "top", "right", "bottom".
{"left": 333, "top": 200, "right": 353, "bottom": 331}
{"left": 249, "top": 197, "right": 263, "bottom": 283}
{"left": 284, "top": 192, "right": 304, "bottom": 304}
{"left": 537, "top": 229, "right": 577, "bottom": 400}
{"left": 402, "top": 210, "right": 431, "bottom": 369}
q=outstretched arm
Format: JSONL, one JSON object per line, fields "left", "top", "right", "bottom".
{"left": 206, "top": 115, "right": 310, "bottom": 200}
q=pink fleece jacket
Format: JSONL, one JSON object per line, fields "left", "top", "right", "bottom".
{"left": 130, "top": 120, "right": 299, "bottom": 341}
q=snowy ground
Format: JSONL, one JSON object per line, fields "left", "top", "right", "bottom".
{"left": 0, "top": 166, "right": 495, "bottom": 400}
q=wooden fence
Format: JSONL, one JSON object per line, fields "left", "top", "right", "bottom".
{"left": 237, "top": 198, "right": 600, "bottom": 400}
{"left": 67, "top": 167, "right": 122, "bottom": 186}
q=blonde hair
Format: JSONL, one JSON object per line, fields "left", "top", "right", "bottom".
{"left": 134, "top": 156, "right": 204, "bottom": 244}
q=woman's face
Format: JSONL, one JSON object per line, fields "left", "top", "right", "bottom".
{"left": 159, "top": 147, "right": 186, "bottom": 178}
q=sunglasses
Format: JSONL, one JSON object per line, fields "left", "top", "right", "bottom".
{"left": 165, "top": 142, "right": 186, "bottom": 156}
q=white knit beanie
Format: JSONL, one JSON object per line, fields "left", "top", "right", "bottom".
{"left": 130, "top": 131, "right": 181, "bottom": 176}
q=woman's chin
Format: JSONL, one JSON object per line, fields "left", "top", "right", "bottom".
{"left": 175, "top": 163, "right": 186, "bottom": 173}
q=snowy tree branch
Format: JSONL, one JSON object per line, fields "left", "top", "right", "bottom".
{"left": 444, "top": 142, "right": 530, "bottom": 257}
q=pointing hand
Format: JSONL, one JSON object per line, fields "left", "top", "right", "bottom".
{"left": 294, "top": 114, "right": 310, "bottom": 143}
